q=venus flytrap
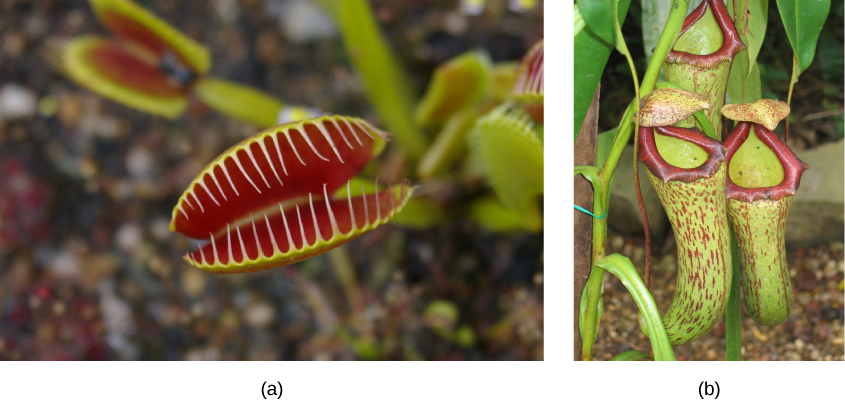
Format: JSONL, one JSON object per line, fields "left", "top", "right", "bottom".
{"left": 47, "top": 0, "right": 318, "bottom": 125}
{"left": 169, "top": 115, "right": 414, "bottom": 273}
{"left": 41, "top": 0, "right": 550, "bottom": 359}
{"left": 468, "top": 104, "right": 544, "bottom": 232}
{"left": 416, "top": 51, "right": 494, "bottom": 179}
{"left": 513, "top": 40, "right": 544, "bottom": 124}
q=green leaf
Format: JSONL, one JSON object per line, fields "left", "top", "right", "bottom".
{"left": 611, "top": 0, "right": 630, "bottom": 55}
{"left": 724, "top": 0, "right": 764, "bottom": 106}
{"left": 574, "top": 4, "right": 586, "bottom": 38}
{"left": 726, "top": 0, "right": 768, "bottom": 77}
{"left": 611, "top": 350, "right": 654, "bottom": 361}
{"left": 577, "top": 0, "right": 617, "bottom": 45}
{"left": 694, "top": 110, "right": 719, "bottom": 141}
{"left": 595, "top": 128, "right": 618, "bottom": 168}
{"left": 574, "top": 165, "right": 603, "bottom": 201}
{"left": 594, "top": 254, "right": 676, "bottom": 361}
{"left": 574, "top": 0, "right": 632, "bottom": 138}
{"left": 579, "top": 285, "right": 603, "bottom": 341}
{"left": 642, "top": 0, "right": 704, "bottom": 67}
{"left": 776, "top": 0, "right": 831, "bottom": 73}
{"left": 726, "top": 60, "right": 762, "bottom": 105}
{"left": 574, "top": 29, "right": 612, "bottom": 139}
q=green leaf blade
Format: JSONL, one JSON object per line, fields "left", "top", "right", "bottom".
{"left": 594, "top": 254, "right": 676, "bottom": 361}
{"left": 577, "top": 0, "right": 616, "bottom": 45}
{"left": 574, "top": 0, "right": 632, "bottom": 139}
{"left": 642, "top": 0, "right": 704, "bottom": 66}
{"left": 776, "top": 0, "right": 831, "bottom": 72}
{"left": 611, "top": 350, "right": 654, "bottom": 361}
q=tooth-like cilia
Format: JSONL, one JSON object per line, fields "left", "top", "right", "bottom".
{"left": 170, "top": 115, "right": 414, "bottom": 273}
{"left": 513, "top": 39, "right": 543, "bottom": 124}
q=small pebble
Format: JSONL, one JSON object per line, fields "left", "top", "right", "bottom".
{"left": 244, "top": 301, "right": 275, "bottom": 330}
{"left": 0, "top": 84, "right": 37, "bottom": 121}
{"left": 278, "top": 0, "right": 335, "bottom": 43}
{"left": 181, "top": 269, "right": 207, "bottom": 298}
{"left": 610, "top": 235, "right": 624, "bottom": 252}
{"left": 115, "top": 223, "right": 143, "bottom": 254}
{"left": 751, "top": 326, "right": 769, "bottom": 343}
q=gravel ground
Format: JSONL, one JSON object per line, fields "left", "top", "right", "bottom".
{"left": 0, "top": 0, "right": 544, "bottom": 360}
{"left": 592, "top": 232, "right": 845, "bottom": 361}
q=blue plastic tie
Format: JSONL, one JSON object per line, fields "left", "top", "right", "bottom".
{"left": 574, "top": 205, "right": 607, "bottom": 219}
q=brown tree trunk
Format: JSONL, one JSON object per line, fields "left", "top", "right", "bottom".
{"left": 573, "top": 86, "right": 599, "bottom": 360}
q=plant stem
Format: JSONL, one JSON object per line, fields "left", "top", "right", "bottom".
{"left": 580, "top": 173, "right": 608, "bottom": 361}
{"left": 316, "top": 0, "right": 428, "bottom": 159}
{"left": 726, "top": 224, "right": 742, "bottom": 361}
{"left": 328, "top": 246, "right": 365, "bottom": 319}
{"left": 640, "top": 0, "right": 692, "bottom": 97}
{"left": 786, "top": 53, "right": 800, "bottom": 141}
{"left": 580, "top": 0, "right": 691, "bottom": 361}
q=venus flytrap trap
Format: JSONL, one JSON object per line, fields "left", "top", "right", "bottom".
{"left": 47, "top": 0, "right": 317, "bottom": 125}
{"left": 416, "top": 51, "right": 494, "bottom": 179}
{"left": 513, "top": 40, "right": 544, "bottom": 124}
{"left": 468, "top": 104, "right": 544, "bottom": 232}
{"left": 169, "top": 115, "right": 413, "bottom": 273}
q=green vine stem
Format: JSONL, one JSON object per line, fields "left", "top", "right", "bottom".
{"left": 786, "top": 54, "right": 800, "bottom": 141}
{"left": 611, "top": 0, "right": 651, "bottom": 291}
{"left": 580, "top": 0, "right": 691, "bottom": 361}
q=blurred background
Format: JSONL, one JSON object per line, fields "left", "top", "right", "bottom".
{"left": 592, "top": 0, "right": 843, "bottom": 360}
{"left": 0, "top": 0, "right": 544, "bottom": 360}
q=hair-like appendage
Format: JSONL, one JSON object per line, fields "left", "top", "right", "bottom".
{"left": 663, "top": 0, "right": 746, "bottom": 140}
{"left": 724, "top": 122, "right": 809, "bottom": 325}
{"left": 638, "top": 126, "right": 732, "bottom": 345}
